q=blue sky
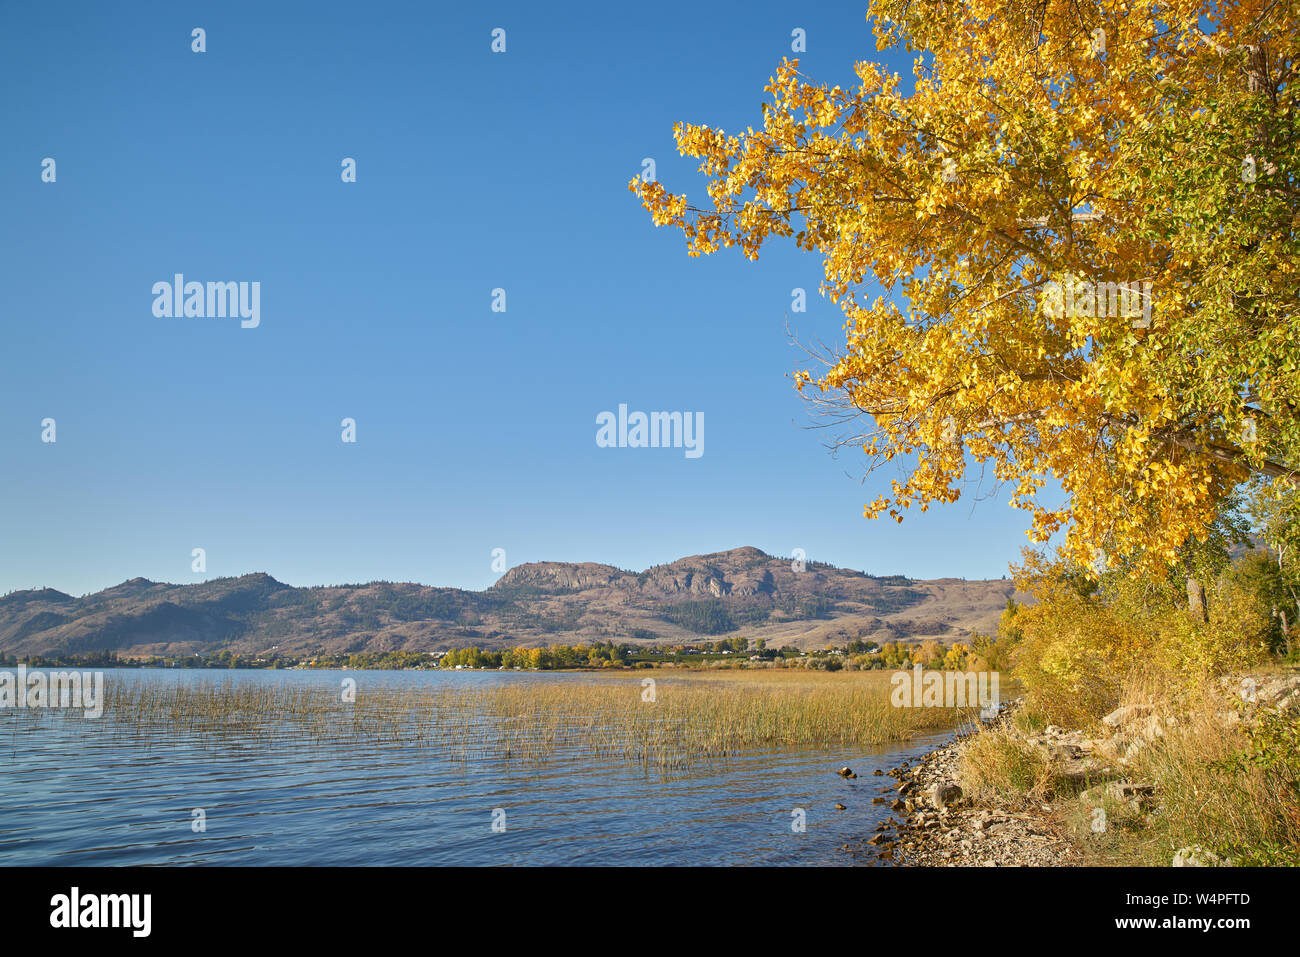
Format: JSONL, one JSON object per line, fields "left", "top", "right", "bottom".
{"left": 0, "top": 0, "right": 1056, "bottom": 596}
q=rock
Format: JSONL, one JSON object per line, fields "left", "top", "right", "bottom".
{"left": 873, "top": 769, "right": 884, "bottom": 776}
{"left": 1120, "top": 738, "right": 1146, "bottom": 765}
{"left": 1248, "top": 675, "right": 1300, "bottom": 708}
{"left": 837, "top": 766, "right": 854, "bottom": 778}
{"left": 930, "top": 783, "right": 963, "bottom": 808}
{"left": 890, "top": 799, "right": 906, "bottom": 811}
{"left": 1102, "top": 703, "right": 1154, "bottom": 729}
{"left": 834, "top": 803, "right": 846, "bottom": 810}
{"left": 1056, "top": 755, "right": 1114, "bottom": 784}
{"left": 872, "top": 797, "right": 886, "bottom": 805}
{"left": 1080, "top": 780, "right": 1155, "bottom": 814}
{"left": 1109, "top": 781, "right": 1154, "bottom": 802}
{"left": 1052, "top": 743, "right": 1084, "bottom": 762}
{"left": 1172, "top": 845, "right": 1231, "bottom": 867}
{"left": 879, "top": 699, "right": 1084, "bottom": 867}
{"left": 1094, "top": 734, "right": 1129, "bottom": 762}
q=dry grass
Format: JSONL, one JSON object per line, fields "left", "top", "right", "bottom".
{"left": 959, "top": 717, "right": 1058, "bottom": 805}
{"left": 1075, "top": 674, "right": 1300, "bottom": 866}
{"left": 956, "top": 669, "right": 1300, "bottom": 866}
{"left": 19, "top": 670, "right": 977, "bottom": 770}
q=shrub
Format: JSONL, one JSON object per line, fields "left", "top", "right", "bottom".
{"left": 1005, "top": 551, "right": 1273, "bottom": 726}
{"left": 960, "top": 721, "right": 1056, "bottom": 804}
{"left": 1006, "top": 568, "right": 1152, "bottom": 726}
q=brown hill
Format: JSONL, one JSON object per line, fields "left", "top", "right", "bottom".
{"left": 0, "top": 547, "right": 1020, "bottom": 658}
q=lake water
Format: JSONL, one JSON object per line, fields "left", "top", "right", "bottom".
{"left": 0, "top": 668, "right": 948, "bottom": 866}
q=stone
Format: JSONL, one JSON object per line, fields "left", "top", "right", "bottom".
{"left": 1102, "top": 703, "right": 1155, "bottom": 728}
{"left": 1121, "top": 738, "right": 1146, "bottom": 765}
{"left": 1081, "top": 779, "right": 1155, "bottom": 814}
{"left": 1052, "top": 743, "right": 1084, "bottom": 761}
{"left": 1108, "top": 781, "right": 1154, "bottom": 802}
{"left": 1056, "top": 755, "right": 1114, "bottom": 783}
{"left": 1172, "top": 845, "right": 1230, "bottom": 867}
{"left": 930, "top": 782, "right": 963, "bottom": 808}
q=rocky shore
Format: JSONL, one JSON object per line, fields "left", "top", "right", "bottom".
{"left": 862, "top": 706, "right": 1080, "bottom": 866}
{"left": 854, "top": 673, "right": 1300, "bottom": 867}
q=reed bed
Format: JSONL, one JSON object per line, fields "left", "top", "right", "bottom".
{"left": 18, "top": 671, "right": 975, "bottom": 769}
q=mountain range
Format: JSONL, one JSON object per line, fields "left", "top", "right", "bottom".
{"left": 0, "top": 546, "right": 1019, "bottom": 658}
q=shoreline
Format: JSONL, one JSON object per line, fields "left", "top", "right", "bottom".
{"left": 859, "top": 706, "right": 1079, "bottom": 867}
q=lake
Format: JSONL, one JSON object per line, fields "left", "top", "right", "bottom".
{"left": 0, "top": 668, "right": 948, "bottom": 866}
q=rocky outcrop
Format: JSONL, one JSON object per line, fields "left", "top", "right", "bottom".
{"left": 493, "top": 562, "right": 629, "bottom": 592}
{"left": 729, "top": 570, "right": 775, "bottom": 597}
{"left": 1218, "top": 673, "right": 1300, "bottom": 714}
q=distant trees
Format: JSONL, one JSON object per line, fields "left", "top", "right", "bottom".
{"left": 711, "top": 636, "right": 749, "bottom": 653}
{"left": 440, "top": 641, "right": 633, "bottom": 670}
{"left": 659, "top": 600, "right": 735, "bottom": 635}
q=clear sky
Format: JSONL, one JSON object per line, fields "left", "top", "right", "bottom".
{"left": 0, "top": 0, "right": 1061, "bottom": 597}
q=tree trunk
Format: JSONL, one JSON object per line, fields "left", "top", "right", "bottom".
{"left": 1187, "top": 576, "right": 1209, "bottom": 623}
{"left": 1288, "top": 586, "right": 1300, "bottom": 647}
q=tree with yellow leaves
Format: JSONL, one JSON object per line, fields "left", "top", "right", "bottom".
{"left": 632, "top": 0, "right": 1300, "bottom": 578}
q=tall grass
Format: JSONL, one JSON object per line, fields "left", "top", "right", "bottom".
{"left": 956, "top": 671, "right": 1300, "bottom": 865}
{"left": 960, "top": 717, "right": 1057, "bottom": 804}
{"left": 18, "top": 671, "right": 975, "bottom": 770}
{"left": 1073, "top": 673, "right": 1300, "bottom": 866}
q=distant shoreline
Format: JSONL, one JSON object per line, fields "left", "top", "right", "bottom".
{"left": 3, "top": 640, "right": 928, "bottom": 674}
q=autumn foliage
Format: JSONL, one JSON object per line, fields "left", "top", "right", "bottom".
{"left": 633, "top": 0, "right": 1300, "bottom": 576}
